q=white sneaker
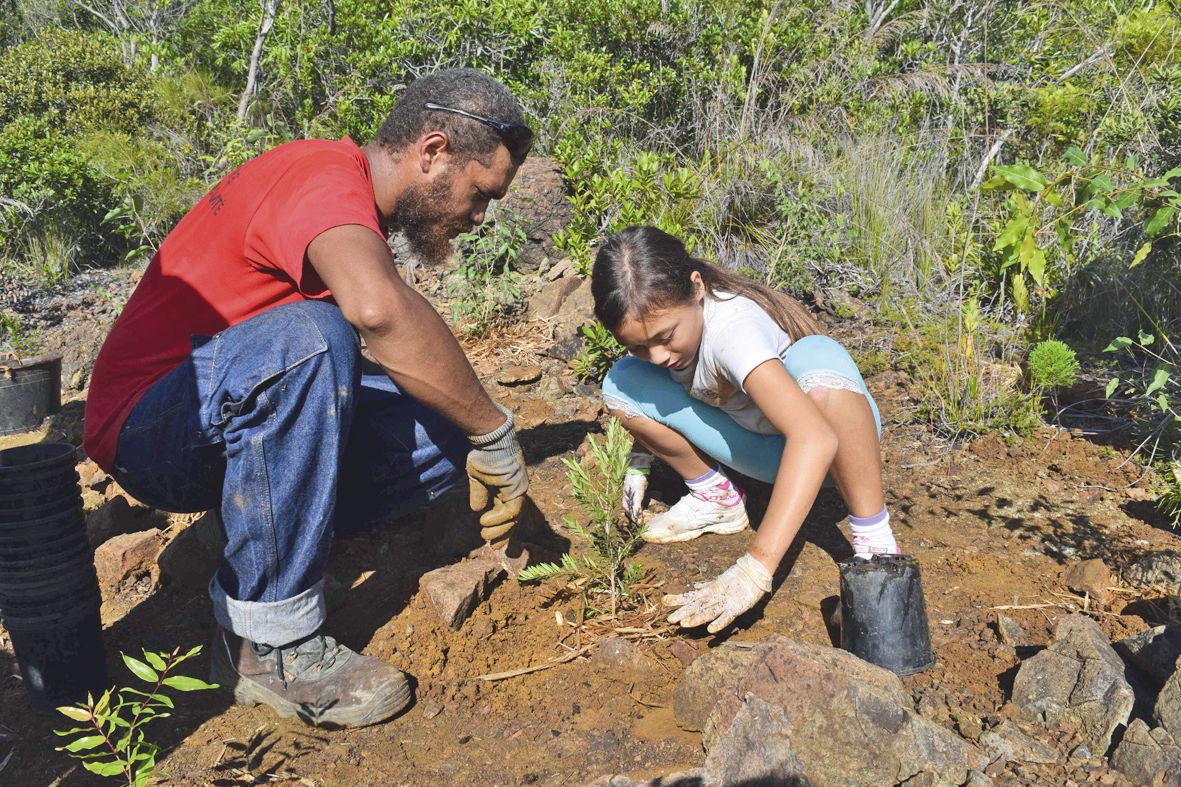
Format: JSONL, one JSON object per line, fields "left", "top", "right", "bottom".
{"left": 851, "top": 534, "right": 899, "bottom": 559}
{"left": 642, "top": 490, "right": 750, "bottom": 544}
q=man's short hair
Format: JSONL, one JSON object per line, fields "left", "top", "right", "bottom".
{"left": 375, "top": 68, "right": 526, "bottom": 165}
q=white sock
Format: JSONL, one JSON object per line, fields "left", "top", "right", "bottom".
{"left": 850, "top": 507, "right": 898, "bottom": 556}
{"left": 685, "top": 466, "right": 743, "bottom": 507}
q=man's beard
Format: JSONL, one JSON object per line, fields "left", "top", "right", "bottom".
{"left": 391, "top": 170, "right": 467, "bottom": 266}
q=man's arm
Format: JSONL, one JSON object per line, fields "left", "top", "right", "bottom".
{"left": 306, "top": 223, "right": 503, "bottom": 435}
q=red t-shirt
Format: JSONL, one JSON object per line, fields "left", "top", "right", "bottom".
{"left": 84, "top": 137, "right": 382, "bottom": 470}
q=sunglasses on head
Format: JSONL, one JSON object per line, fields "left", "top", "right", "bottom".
{"left": 423, "top": 102, "right": 534, "bottom": 160}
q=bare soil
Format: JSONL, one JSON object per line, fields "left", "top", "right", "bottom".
{"left": 1, "top": 273, "right": 1178, "bottom": 786}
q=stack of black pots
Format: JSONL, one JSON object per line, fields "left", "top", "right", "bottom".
{"left": 0, "top": 442, "right": 106, "bottom": 713}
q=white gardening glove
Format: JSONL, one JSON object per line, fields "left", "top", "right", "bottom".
{"left": 663, "top": 554, "right": 772, "bottom": 633}
{"left": 622, "top": 451, "right": 653, "bottom": 523}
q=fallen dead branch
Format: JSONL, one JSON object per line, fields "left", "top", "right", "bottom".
{"left": 477, "top": 644, "right": 595, "bottom": 681}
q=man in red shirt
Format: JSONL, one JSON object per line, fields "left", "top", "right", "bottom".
{"left": 85, "top": 68, "right": 534, "bottom": 727}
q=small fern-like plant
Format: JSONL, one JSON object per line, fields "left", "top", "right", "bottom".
{"left": 519, "top": 418, "right": 646, "bottom": 615}
{"left": 1028, "top": 339, "right": 1080, "bottom": 391}
{"left": 54, "top": 645, "right": 218, "bottom": 785}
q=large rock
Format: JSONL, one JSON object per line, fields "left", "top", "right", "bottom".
{"left": 1114, "top": 625, "right": 1181, "bottom": 689}
{"left": 527, "top": 276, "right": 582, "bottom": 321}
{"left": 703, "top": 636, "right": 982, "bottom": 785}
{"left": 703, "top": 695, "right": 808, "bottom": 786}
{"left": 1158, "top": 665, "right": 1181, "bottom": 739}
{"left": 549, "top": 278, "right": 594, "bottom": 345}
{"left": 673, "top": 644, "right": 759, "bottom": 732}
{"left": 419, "top": 558, "right": 505, "bottom": 630}
{"left": 94, "top": 529, "right": 163, "bottom": 587}
{"left": 494, "top": 156, "right": 572, "bottom": 272}
{"left": 1123, "top": 550, "right": 1181, "bottom": 593}
{"left": 978, "top": 721, "right": 1058, "bottom": 765}
{"left": 157, "top": 510, "right": 225, "bottom": 591}
{"left": 1011, "top": 614, "right": 1134, "bottom": 753}
{"left": 1110, "top": 718, "right": 1181, "bottom": 787}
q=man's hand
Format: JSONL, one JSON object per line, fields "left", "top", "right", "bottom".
{"left": 467, "top": 404, "right": 529, "bottom": 544}
{"left": 622, "top": 451, "right": 653, "bottom": 523}
{"left": 663, "top": 554, "right": 772, "bottom": 633}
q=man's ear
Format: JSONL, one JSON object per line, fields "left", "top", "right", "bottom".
{"left": 417, "top": 131, "right": 451, "bottom": 175}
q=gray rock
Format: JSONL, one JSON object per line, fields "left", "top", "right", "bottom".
{"left": 544, "top": 258, "right": 574, "bottom": 281}
{"left": 979, "top": 721, "right": 1058, "bottom": 765}
{"left": 547, "top": 278, "right": 595, "bottom": 346}
{"left": 1110, "top": 718, "right": 1181, "bottom": 787}
{"left": 673, "top": 644, "right": 759, "bottom": 732}
{"left": 995, "top": 615, "right": 1027, "bottom": 647}
{"left": 703, "top": 695, "right": 809, "bottom": 786}
{"left": 1011, "top": 614, "right": 1134, "bottom": 753}
{"left": 1115, "top": 625, "right": 1181, "bottom": 689}
{"left": 527, "top": 276, "right": 582, "bottom": 321}
{"left": 592, "top": 636, "right": 655, "bottom": 681}
{"left": 1158, "top": 665, "right": 1181, "bottom": 739}
{"left": 1124, "top": 550, "right": 1181, "bottom": 593}
{"left": 581, "top": 772, "right": 706, "bottom": 787}
{"left": 703, "top": 636, "right": 982, "bottom": 785}
{"left": 419, "top": 558, "right": 505, "bottom": 630}
{"left": 156, "top": 510, "right": 225, "bottom": 591}
{"left": 494, "top": 157, "right": 572, "bottom": 272}
{"left": 963, "top": 770, "right": 994, "bottom": 787}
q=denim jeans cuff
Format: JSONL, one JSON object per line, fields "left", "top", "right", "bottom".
{"left": 209, "top": 576, "right": 326, "bottom": 647}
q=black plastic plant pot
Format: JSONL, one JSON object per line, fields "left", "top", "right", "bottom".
{"left": 5, "top": 604, "right": 107, "bottom": 715}
{"left": 0, "top": 354, "right": 63, "bottom": 436}
{"left": 0, "top": 442, "right": 76, "bottom": 481}
{"left": 838, "top": 554, "right": 935, "bottom": 676}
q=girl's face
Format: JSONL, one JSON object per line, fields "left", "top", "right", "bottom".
{"left": 613, "top": 272, "right": 705, "bottom": 371}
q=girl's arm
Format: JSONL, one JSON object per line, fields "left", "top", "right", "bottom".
{"left": 741, "top": 358, "right": 838, "bottom": 574}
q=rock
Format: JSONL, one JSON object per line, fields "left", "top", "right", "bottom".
{"left": 1124, "top": 551, "right": 1181, "bottom": 593}
{"left": 1110, "top": 718, "right": 1181, "bottom": 787}
{"left": 494, "top": 157, "right": 572, "bottom": 272}
{"left": 950, "top": 706, "right": 985, "bottom": 741}
{"left": 157, "top": 511, "right": 225, "bottom": 591}
{"left": 581, "top": 772, "right": 705, "bottom": 787}
{"left": 85, "top": 494, "right": 138, "bottom": 547}
{"left": 979, "top": 721, "right": 1059, "bottom": 765}
{"left": 527, "top": 276, "right": 582, "bottom": 321}
{"left": 544, "top": 258, "right": 574, "bottom": 281}
{"left": 666, "top": 638, "right": 700, "bottom": 668}
{"left": 419, "top": 558, "right": 505, "bottom": 630}
{"left": 467, "top": 541, "right": 531, "bottom": 576}
{"left": 996, "top": 615, "right": 1027, "bottom": 647}
{"left": 495, "top": 364, "right": 543, "bottom": 387}
{"left": 703, "top": 694, "right": 809, "bottom": 786}
{"left": 1114, "top": 625, "right": 1181, "bottom": 689}
{"left": 673, "top": 644, "right": 758, "bottom": 732}
{"left": 94, "top": 529, "right": 163, "bottom": 587}
{"left": 538, "top": 375, "right": 571, "bottom": 401}
{"left": 545, "top": 334, "right": 585, "bottom": 363}
{"left": 703, "top": 636, "right": 982, "bottom": 785}
{"left": 550, "top": 278, "right": 594, "bottom": 343}
{"left": 1158, "top": 665, "right": 1181, "bottom": 739}
{"left": 1011, "top": 614, "right": 1134, "bottom": 753}
{"left": 963, "top": 769, "right": 995, "bottom": 786}
{"left": 1064, "top": 559, "right": 1112, "bottom": 604}
{"left": 593, "top": 636, "right": 654, "bottom": 680}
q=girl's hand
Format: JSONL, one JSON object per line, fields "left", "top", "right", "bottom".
{"left": 622, "top": 451, "right": 653, "bottom": 523}
{"left": 663, "top": 554, "right": 772, "bottom": 633}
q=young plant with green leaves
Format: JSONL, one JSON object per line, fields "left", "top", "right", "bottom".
{"left": 571, "top": 321, "right": 626, "bottom": 383}
{"left": 1027, "top": 338, "right": 1080, "bottom": 416}
{"left": 54, "top": 645, "right": 217, "bottom": 785}
{"left": 448, "top": 212, "right": 527, "bottom": 336}
{"left": 519, "top": 417, "right": 646, "bottom": 615}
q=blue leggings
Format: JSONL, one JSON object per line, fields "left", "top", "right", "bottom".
{"left": 601, "top": 335, "right": 880, "bottom": 484}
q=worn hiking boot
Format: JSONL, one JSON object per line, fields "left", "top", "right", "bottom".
{"left": 210, "top": 627, "right": 412, "bottom": 728}
{"left": 642, "top": 489, "right": 749, "bottom": 544}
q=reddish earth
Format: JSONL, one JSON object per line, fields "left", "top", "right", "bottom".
{"left": 0, "top": 270, "right": 1176, "bottom": 786}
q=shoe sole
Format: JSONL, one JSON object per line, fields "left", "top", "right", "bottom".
{"left": 210, "top": 645, "right": 412, "bottom": 728}
{"left": 642, "top": 512, "right": 750, "bottom": 544}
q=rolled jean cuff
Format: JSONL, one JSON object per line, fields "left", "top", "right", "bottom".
{"left": 209, "top": 576, "right": 326, "bottom": 647}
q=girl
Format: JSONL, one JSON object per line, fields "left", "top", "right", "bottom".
{"left": 592, "top": 226, "right": 898, "bottom": 633}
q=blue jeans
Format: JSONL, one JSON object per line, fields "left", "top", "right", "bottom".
{"left": 111, "top": 301, "right": 468, "bottom": 646}
{"left": 601, "top": 335, "right": 880, "bottom": 484}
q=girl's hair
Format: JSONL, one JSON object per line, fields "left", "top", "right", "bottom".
{"left": 591, "top": 225, "right": 820, "bottom": 341}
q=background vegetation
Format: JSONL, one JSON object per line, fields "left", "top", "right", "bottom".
{"left": 4, "top": 1, "right": 1181, "bottom": 489}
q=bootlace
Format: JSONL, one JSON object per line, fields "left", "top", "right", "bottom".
{"left": 253, "top": 632, "right": 343, "bottom": 688}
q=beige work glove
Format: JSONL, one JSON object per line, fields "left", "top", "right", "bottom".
{"left": 467, "top": 403, "right": 529, "bottom": 545}
{"left": 663, "top": 554, "right": 772, "bottom": 633}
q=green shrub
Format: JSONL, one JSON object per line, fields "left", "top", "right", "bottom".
{"left": 572, "top": 322, "right": 626, "bottom": 384}
{"left": 1027, "top": 339, "right": 1080, "bottom": 391}
{"left": 0, "top": 29, "right": 153, "bottom": 134}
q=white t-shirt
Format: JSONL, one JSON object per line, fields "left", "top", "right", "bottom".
{"left": 670, "top": 293, "right": 790, "bottom": 435}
